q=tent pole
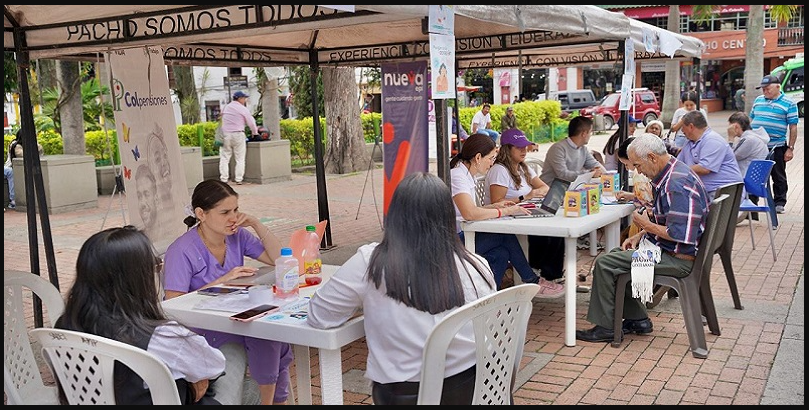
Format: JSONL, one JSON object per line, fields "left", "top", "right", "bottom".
{"left": 308, "top": 51, "right": 333, "bottom": 248}
{"left": 13, "top": 27, "right": 61, "bottom": 327}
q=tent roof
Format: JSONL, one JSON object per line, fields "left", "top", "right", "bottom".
{"left": 6, "top": 5, "right": 641, "bottom": 67}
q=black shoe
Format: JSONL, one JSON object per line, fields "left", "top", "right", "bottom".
{"left": 622, "top": 318, "right": 653, "bottom": 335}
{"left": 575, "top": 325, "right": 615, "bottom": 343}
{"left": 667, "top": 288, "right": 679, "bottom": 299}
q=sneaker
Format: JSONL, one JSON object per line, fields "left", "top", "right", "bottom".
{"left": 7, "top": 202, "right": 15, "bottom": 209}
{"left": 775, "top": 205, "right": 785, "bottom": 214}
{"left": 535, "top": 280, "right": 565, "bottom": 299}
{"left": 235, "top": 181, "right": 243, "bottom": 185}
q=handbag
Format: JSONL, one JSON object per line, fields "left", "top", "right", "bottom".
{"left": 214, "top": 123, "right": 225, "bottom": 147}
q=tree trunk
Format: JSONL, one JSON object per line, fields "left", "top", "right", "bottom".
{"left": 661, "top": 5, "right": 681, "bottom": 127}
{"left": 321, "top": 66, "right": 370, "bottom": 174}
{"left": 261, "top": 69, "right": 281, "bottom": 141}
{"left": 174, "top": 66, "right": 200, "bottom": 124}
{"left": 56, "top": 60, "right": 85, "bottom": 155}
{"left": 745, "top": 6, "right": 765, "bottom": 112}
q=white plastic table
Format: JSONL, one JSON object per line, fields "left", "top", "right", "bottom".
{"left": 461, "top": 204, "right": 635, "bottom": 347}
{"left": 161, "top": 265, "right": 364, "bottom": 405}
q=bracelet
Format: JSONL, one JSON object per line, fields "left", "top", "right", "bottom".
{"left": 497, "top": 208, "right": 502, "bottom": 218}
{"left": 257, "top": 226, "right": 271, "bottom": 242}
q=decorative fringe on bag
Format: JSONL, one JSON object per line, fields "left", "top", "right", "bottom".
{"left": 630, "top": 237, "right": 661, "bottom": 304}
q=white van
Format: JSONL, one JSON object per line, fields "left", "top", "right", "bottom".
{"left": 772, "top": 54, "right": 804, "bottom": 117}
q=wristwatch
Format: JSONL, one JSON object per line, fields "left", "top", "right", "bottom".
{"left": 787, "top": 145, "right": 794, "bottom": 150}
{"left": 518, "top": 195, "right": 525, "bottom": 202}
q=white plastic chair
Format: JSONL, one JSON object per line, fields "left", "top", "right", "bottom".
{"left": 417, "top": 283, "right": 540, "bottom": 405}
{"left": 4, "top": 270, "right": 65, "bottom": 405}
{"left": 29, "top": 327, "right": 182, "bottom": 405}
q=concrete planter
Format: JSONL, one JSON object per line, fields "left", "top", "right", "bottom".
{"left": 205, "top": 140, "right": 292, "bottom": 184}
{"left": 13, "top": 155, "right": 98, "bottom": 214}
{"left": 95, "top": 146, "right": 203, "bottom": 195}
{"left": 180, "top": 146, "right": 203, "bottom": 194}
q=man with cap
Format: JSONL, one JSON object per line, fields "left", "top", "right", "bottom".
{"left": 602, "top": 114, "right": 642, "bottom": 172}
{"left": 501, "top": 106, "right": 517, "bottom": 131}
{"left": 749, "top": 74, "right": 799, "bottom": 214}
{"left": 219, "top": 90, "right": 259, "bottom": 184}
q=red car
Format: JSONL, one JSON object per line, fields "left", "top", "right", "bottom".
{"left": 580, "top": 88, "right": 661, "bottom": 130}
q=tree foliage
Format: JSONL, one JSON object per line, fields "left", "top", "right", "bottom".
{"left": 289, "top": 66, "right": 324, "bottom": 118}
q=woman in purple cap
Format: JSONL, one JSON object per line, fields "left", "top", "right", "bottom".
{"left": 486, "top": 128, "right": 565, "bottom": 295}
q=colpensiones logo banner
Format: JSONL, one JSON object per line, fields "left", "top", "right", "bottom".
{"left": 108, "top": 46, "right": 189, "bottom": 253}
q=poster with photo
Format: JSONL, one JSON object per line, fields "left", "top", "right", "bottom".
{"left": 108, "top": 46, "right": 189, "bottom": 253}
{"left": 430, "top": 33, "right": 456, "bottom": 100}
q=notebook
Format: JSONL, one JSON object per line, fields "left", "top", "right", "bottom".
{"left": 225, "top": 265, "right": 276, "bottom": 286}
{"left": 514, "top": 178, "right": 571, "bottom": 218}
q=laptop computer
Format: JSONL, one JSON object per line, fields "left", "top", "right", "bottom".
{"left": 225, "top": 265, "right": 276, "bottom": 286}
{"left": 569, "top": 171, "right": 596, "bottom": 190}
{"left": 514, "top": 178, "right": 571, "bottom": 218}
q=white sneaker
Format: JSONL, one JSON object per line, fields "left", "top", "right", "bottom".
{"left": 775, "top": 205, "right": 785, "bottom": 214}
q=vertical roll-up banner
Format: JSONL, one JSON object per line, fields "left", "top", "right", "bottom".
{"left": 381, "top": 61, "right": 429, "bottom": 215}
{"left": 108, "top": 46, "right": 189, "bottom": 253}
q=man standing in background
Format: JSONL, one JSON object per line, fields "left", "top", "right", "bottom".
{"left": 749, "top": 75, "right": 799, "bottom": 214}
{"left": 220, "top": 90, "right": 259, "bottom": 185}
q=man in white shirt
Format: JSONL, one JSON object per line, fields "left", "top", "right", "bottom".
{"left": 470, "top": 103, "right": 499, "bottom": 144}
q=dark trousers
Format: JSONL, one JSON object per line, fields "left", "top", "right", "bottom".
{"left": 463, "top": 232, "right": 537, "bottom": 287}
{"left": 371, "top": 366, "right": 476, "bottom": 405}
{"left": 586, "top": 248, "right": 694, "bottom": 329}
{"left": 770, "top": 145, "right": 788, "bottom": 206}
{"left": 528, "top": 235, "right": 565, "bottom": 280}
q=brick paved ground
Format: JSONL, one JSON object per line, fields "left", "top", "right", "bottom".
{"left": 4, "top": 111, "right": 803, "bottom": 405}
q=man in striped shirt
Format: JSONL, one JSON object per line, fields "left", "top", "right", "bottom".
{"left": 749, "top": 75, "right": 799, "bottom": 214}
{"left": 576, "top": 134, "right": 709, "bottom": 343}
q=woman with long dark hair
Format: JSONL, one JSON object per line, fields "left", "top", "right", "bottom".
{"left": 56, "top": 226, "right": 237, "bottom": 404}
{"left": 163, "top": 179, "right": 292, "bottom": 405}
{"left": 308, "top": 172, "right": 497, "bottom": 405}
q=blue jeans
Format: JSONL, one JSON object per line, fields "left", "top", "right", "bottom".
{"left": 477, "top": 129, "right": 500, "bottom": 144}
{"left": 461, "top": 231, "right": 538, "bottom": 288}
{"left": 4, "top": 166, "right": 14, "bottom": 204}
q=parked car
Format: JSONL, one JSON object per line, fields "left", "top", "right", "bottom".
{"left": 580, "top": 88, "right": 661, "bottom": 129}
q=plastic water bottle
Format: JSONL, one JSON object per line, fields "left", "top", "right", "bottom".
{"left": 301, "top": 225, "right": 323, "bottom": 286}
{"left": 275, "top": 247, "right": 299, "bottom": 300}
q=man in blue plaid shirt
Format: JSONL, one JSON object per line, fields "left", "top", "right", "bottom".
{"left": 576, "top": 134, "right": 709, "bottom": 343}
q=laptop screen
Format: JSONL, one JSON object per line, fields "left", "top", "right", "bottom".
{"left": 541, "top": 178, "right": 572, "bottom": 213}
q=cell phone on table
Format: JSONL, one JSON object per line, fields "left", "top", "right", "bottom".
{"left": 198, "top": 286, "right": 242, "bottom": 296}
{"left": 229, "top": 304, "right": 280, "bottom": 322}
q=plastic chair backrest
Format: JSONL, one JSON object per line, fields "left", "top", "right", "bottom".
{"left": 417, "top": 283, "right": 540, "bottom": 405}
{"left": 4, "top": 270, "right": 65, "bottom": 405}
{"left": 474, "top": 176, "right": 486, "bottom": 206}
{"left": 743, "top": 160, "right": 775, "bottom": 199}
{"left": 692, "top": 194, "right": 730, "bottom": 277}
{"left": 29, "top": 328, "right": 182, "bottom": 405}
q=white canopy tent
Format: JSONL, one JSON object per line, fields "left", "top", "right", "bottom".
{"left": 5, "top": 5, "right": 697, "bottom": 292}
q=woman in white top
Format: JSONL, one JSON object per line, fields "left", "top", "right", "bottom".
{"left": 669, "top": 91, "right": 706, "bottom": 150}
{"left": 308, "top": 172, "right": 497, "bottom": 405}
{"left": 487, "top": 129, "right": 565, "bottom": 293}
{"left": 448, "top": 134, "right": 561, "bottom": 298}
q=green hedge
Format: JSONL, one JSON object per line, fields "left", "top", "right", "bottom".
{"left": 4, "top": 101, "right": 568, "bottom": 166}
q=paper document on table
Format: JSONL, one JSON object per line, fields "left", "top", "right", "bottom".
{"left": 261, "top": 297, "right": 311, "bottom": 324}
{"left": 601, "top": 193, "right": 619, "bottom": 205}
{"left": 193, "top": 292, "right": 286, "bottom": 313}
